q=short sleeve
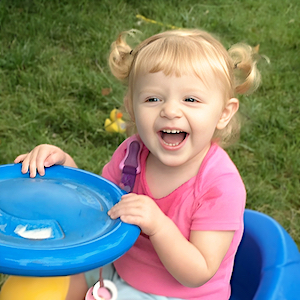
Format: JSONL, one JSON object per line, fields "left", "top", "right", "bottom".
{"left": 191, "top": 173, "right": 246, "bottom": 231}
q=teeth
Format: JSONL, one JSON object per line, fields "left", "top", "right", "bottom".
{"left": 162, "top": 129, "right": 182, "bottom": 134}
{"left": 162, "top": 141, "right": 180, "bottom": 147}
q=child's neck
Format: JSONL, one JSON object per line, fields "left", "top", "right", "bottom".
{"left": 145, "top": 151, "right": 207, "bottom": 199}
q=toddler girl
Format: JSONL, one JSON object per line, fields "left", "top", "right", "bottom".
{"left": 15, "top": 28, "right": 261, "bottom": 300}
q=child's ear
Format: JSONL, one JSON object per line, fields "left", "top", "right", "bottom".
{"left": 217, "top": 98, "right": 239, "bottom": 130}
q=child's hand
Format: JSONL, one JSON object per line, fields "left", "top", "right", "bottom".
{"left": 108, "top": 193, "right": 168, "bottom": 237}
{"left": 14, "top": 144, "right": 70, "bottom": 178}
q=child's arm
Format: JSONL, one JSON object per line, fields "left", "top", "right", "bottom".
{"left": 108, "top": 193, "right": 234, "bottom": 287}
{"left": 14, "top": 144, "right": 77, "bottom": 178}
{"left": 150, "top": 219, "right": 234, "bottom": 287}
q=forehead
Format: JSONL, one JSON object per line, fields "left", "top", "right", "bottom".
{"left": 134, "top": 70, "right": 216, "bottom": 97}
{"left": 130, "top": 35, "right": 231, "bottom": 93}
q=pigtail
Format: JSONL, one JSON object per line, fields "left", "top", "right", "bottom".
{"left": 214, "top": 43, "right": 265, "bottom": 148}
{"left": 108, "top": 30, "right": 137, "bottom": 81}
{"left": 229, "top": 43, "right": 262, "bottom": 95}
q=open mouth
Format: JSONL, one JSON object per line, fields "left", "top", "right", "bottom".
{"left": 160, "top": 129, "right": 188, "bottom": 147}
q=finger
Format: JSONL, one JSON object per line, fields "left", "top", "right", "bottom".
{"left": 19, "top": 154, "right": 32, "bottom": 175}
{"left": 108, "top": 194, "right": 150, "bottom": 218}
{"left": 108, "top": 202, "right": 143, "bottom": 220}
{"left": 109, "top": 198, "right": 137, "bottom": 214}
{"left": 44, "top": 151, "right": 64, "bottom": 167}
{"left": 108, "top": 195, "right": 137, "bottom": 214}
{"left": 28, "top": 158, "right": 38, "bottom": 178}
{"left": 35, "top": 149, "right": 52, "bottom": 176}
{"left": 14, "top": 153, "right": 28, "bottom": 164}
{"left": 36, "top": 161, "right": 46, "bottom": 176}
{"left": 120, "top": 214, "right": 143, "bottom": 226}
{"left": 21, "top": 149, "right": 39, "bottom": 178}
{"left": 109, "top": 208, "right": 143, "bottom": 221}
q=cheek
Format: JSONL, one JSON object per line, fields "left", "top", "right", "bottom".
{"left": 134, "top": 111, "right": 147, "bottom": 132}
{"left": 135, "top": 116, "right": 150, "bottom": 134}
{"left": 134, "top": 111, "right": 157, "bottom": 141}
{"left": 189, "top": 112, "right": 220, "bottom": 134}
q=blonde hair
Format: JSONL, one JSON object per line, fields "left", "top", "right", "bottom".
{"left": 109, "top": 29, "right": 261, "bottom": 147}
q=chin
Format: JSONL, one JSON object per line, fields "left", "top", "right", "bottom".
{"left": 160, "top": 158, "right": 186, "bottom": 168}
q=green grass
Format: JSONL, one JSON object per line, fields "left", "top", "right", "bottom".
{"left": 0, "top": 0, "right": 299, "bottom": 285}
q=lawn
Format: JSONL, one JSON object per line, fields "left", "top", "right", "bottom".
{"left": 0, "top": 0, "right": 299, "bottom": 284}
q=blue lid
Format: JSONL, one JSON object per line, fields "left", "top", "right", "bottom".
{"left": 0, "top": 164, "right": 140, "bottom": 277}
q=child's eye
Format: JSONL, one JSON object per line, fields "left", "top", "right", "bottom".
{"left": 146, "top": 97, "right": 160, "bottom": 102}
{"left": 184, "top": 97, "right": 198, "bottom": 102}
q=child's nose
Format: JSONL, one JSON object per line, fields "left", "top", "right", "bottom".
{"left": 160, "top": 101, "right": 182, "bottom": 119}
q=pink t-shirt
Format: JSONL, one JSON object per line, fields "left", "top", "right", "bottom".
{"left": 102, "top": 135, "right": 246, "bottom": 300}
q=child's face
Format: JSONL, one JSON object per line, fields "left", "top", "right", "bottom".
{"left": 132, "top": 71, "right": 228, "bottom": 168}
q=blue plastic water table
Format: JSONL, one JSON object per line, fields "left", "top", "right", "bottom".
{"left": 0, "top": 164, "right": 140, "bottom": 277}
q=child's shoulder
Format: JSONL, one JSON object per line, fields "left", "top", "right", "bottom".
{"left": 202, "top": 143, "right": 240, "bottom": 175}
{"left": 195, "top": 143, "right": 245, "bottom": 199}
{"left": 197, "top": 143, "right": 244, "bottom": 190}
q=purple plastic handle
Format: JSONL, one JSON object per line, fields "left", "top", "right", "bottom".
{"left": 120, "top": 141, "right": 140, "bottom": 193}
{"left": 124, "top": 141, "right": 140, "bottom": 168}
